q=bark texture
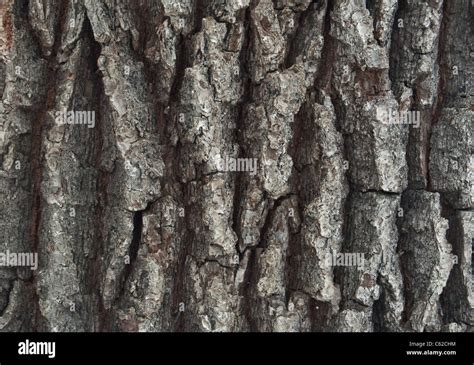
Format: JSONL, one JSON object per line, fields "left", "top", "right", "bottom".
{"left": 0, "top": 0, "right": 472, "bottom": 332}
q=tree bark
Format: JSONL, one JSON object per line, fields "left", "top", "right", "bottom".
{"left": 0, "top": 0, "right": 472, "bottom": 332}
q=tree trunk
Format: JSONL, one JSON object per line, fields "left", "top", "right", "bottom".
{"left": 0, "top": 0, "right": 472, "bottom": 332}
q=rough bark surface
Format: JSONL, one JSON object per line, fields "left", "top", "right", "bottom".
{"left": 0, "top": 0, "right": 472, "bottom": 332}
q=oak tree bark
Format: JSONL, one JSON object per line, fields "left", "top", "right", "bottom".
{"left": 0, "top": 0, "right": 472, "bottom": 332}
